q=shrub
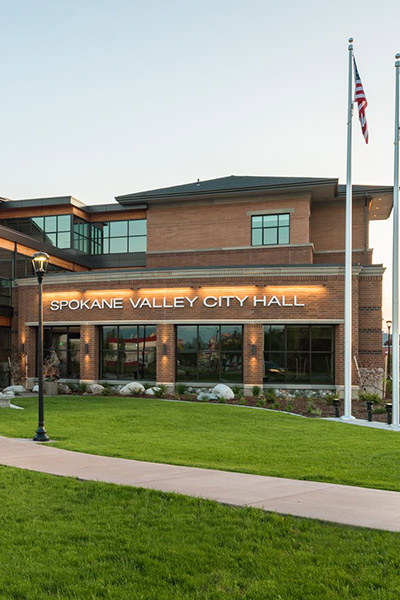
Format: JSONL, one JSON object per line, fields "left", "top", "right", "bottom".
{"left": 101, "top": 388, "right": 113, "bottom": 396}
{"left": 78, "top": 383, "right": 87, "bottom": 394}
{"left": 306, "top": 399, "right": 316, "bottom": 414}
{"left": 385, "top": 378, "right": 392, "bottom": 397}
{"left": 264, "top": 389, "right": 277, "bottom": 404}
{"left": 232, "top": 385, "right": 242, "bottom": 396}
{"left": 285, "top": 401, "right": 294, "bottom": 413}
{"left": 176, "top": 383, "right": 187, "bottom": 396}
{"left": 256, "top": 398, "right": 265, "bottom": 407}
{"left": 359, "top": 392, "right": 381, "bottom": 405}
{"left": 239, "top": 397, "right": 247, "bottom": 406}
{"left": 102, "top": 381, "right": 111, "bottom": 389}
{"left": 324, "top": 393, "right": 338, "bottom": 405}
{"left": 143, "top": 382, "right": 152, "bottom": 390}
{"left": 373, "top": 406, "right": 386, "bottom": 414}
{"left": 252, "top": 385, "right": 261, "bottom": 398}
{"left": 270, "top": 401, "right": 281, "bottom": 410}
{"left": 154, "top": 384, "right": 167, "bottom": 398}
{"left": 311, "top": 408, "right": 322, "bottom": 417}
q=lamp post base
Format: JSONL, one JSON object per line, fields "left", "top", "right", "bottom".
{"left": 33, "top": 426, "right": 50, "bottom": 442}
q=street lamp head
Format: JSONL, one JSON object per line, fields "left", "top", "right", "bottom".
{"left": 31, "top": 252, "right": 50, "bottom": 277}
{"left": 387, "top": 320, "right": 393, "bottom": 328}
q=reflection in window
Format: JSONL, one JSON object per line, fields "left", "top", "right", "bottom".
{"left": 43, "top": 326, "right": 80, "bottom": 378}
{"left": 96, "top": 219, "right": 147, "bottom": 255}
{"left": 176, "top": 325, "right": 243, "bottom": 383}
{"left": 251, "top": 214, "right": 290, "bottom": 246}
{"left": 100, "top": 325, "right": 156, "bottom": 380}
{"left": 1, "top": 215, "right": 72, "bottom": 249}
{"left": 263, "top": 325, "right": 334, "bottom": 384}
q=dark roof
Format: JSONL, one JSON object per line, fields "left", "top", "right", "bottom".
{"left": 115, "top": 175, "right": 338, "bottom": 204}
{"left": 337, "top": 184, "right": 393, "bottom": 196}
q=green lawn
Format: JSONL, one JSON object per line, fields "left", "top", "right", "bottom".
{"left": 1, "top": 466, "right": 400, "bottom": 600}
{"left": 2, "top": 396, "right": 400, "bottom": 491}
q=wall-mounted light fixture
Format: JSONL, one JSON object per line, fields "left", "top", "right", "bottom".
{"left": 21, "top": 343, "right": 25, "bottom": 354}
{"left": 251, "top": 344, "right": 256, "bottom": 357}
{"left": 84, "top": 343, "right": 89, "bottom": 355}
{"left": 162, "top": 343, "right": 167, "bottom": 356}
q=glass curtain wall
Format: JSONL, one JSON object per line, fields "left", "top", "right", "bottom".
{"left": 176, "top": 325, "right": 243, "bottom": 383}
{"left": 0, "top": 327, "right": 11, "bottom": 387}
{"left": 1, "top": 215, "right": 71, "bottom": 249}
{"left": 100, "top": 325, "right": 156, "bottom": 380}
{"left": 263, "top": 325, "right": 334, "bottom": 384}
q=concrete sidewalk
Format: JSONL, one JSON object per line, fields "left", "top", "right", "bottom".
{"left": 1, "top": 435, "right": 400, "bottom": 533}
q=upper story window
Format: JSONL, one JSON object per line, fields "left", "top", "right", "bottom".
{"left": 251, "top": 214, "right": 290, "bottom": 246}
{"left": 100, "top": 219, "right": 147, "bottom": 254}
{"left": 1, "top": 215, "right": 71, "bottom": 249}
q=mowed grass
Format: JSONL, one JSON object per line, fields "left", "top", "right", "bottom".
{"left": 2, "top": 396, "right": 400, "bottom": 491}
{"left": 1, "top": 466, "right": 400, "bottom": 600}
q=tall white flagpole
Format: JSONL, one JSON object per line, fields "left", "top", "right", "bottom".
{"left": 343, "top": 38, "right": 355, "bottom": 420}
{"left": 391, "top": 53, "right": 400, "bottom": 429}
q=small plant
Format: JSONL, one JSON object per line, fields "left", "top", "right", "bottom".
{"left": 232, "top": 385, "right": 242, "bottom": 396}
{"left": 373, "top": 406, "right": 386, "bottom": 414}
{"left": 359, "top": 392, "right": 381, "bottom": 405}
{"left": 101, "top": 388, "right": 113, "bottom": 396}
{"left": 153, "top": 384, "right": 167, "bottom": 398}
{"left": 270, "top": 401, "right": 281, "bottom": 410}
{"left": 252, "top": 385, "right": 261, "bottom": 398}
{"left": 285, "top": 401, "right": 294, "bottom": 413}
{"left": 102, "top": 381, "right": 111, "bottom": 389}
{"left": 176, "top": 383, "right": 187, "bottom": 396}
{"left": 324, "top": 393, "right": 338, "bottom": 405}
{"left": 264, "top": 389, "right": 277, "bottom": 404}
{"left": 256, "top": 398, "right": 265, "bottom": 408}
{"left": 306, "top": 399, "right": 316, "bottom": 414}
{"left": 78, "top": 383, "right": 87, "bottom": 394}
{"left": 311, "top": 408, "right": 322, "bottom": 417}
{"left": 239, "top": 397, "right": 247, "bottom": 406}
{"left": 143, "top": 382, "right": 151, "bottom": 390}
{"left": 218, "top": 396, "right": 226, "bottom": 403}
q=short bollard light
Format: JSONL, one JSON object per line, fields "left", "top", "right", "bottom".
{"left": 333, "top": 398, "right": 340, "bottom": 418}
{"left": 386, "top": 403, "right": 393, "bottom": 426}
{"left": 366, "top": 401, "right": 374, "bottom": 422}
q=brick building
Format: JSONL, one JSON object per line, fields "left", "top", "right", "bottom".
{"left": 0, "top": 175, "right": 392, "bottom": 394}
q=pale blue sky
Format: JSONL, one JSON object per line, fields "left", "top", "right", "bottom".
{"left": 1, "top": 0, "right": 399, "bottom": 319}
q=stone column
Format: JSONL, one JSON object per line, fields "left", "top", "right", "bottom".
{"left": 243, "top": 323, "right": 264, "bottom": 396}
{"left": 80, "top": 324, "right": 98, "bottom": 383}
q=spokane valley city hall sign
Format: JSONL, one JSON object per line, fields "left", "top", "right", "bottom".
{"left": 50, "top": 294, "right": 305, "bottom": 311}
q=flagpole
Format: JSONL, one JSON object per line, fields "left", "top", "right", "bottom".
{"left": 391, "top": 53, "right": 400, "bottom": 429}
{"left": 342, "top": 38, "right": 355, "bottom": 420}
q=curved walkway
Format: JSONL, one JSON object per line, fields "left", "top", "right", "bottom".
{"left": 1, "top": 435, "right": 400, "bottom": 532}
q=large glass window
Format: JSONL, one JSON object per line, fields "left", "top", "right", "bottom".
{"left": 99, "top": 219, "right": 147, "bottom": 254}
{"left": 100, "top": 325, "right": 156, "bottom": 380}
{"left": 0, "top": 327, "right": 11, "bottom": 387}
{"left": 251, "top": 214, "right": 290, "bottom": 246}
{"left": 43, "top": 326, "right": 80, "bottom": 379}
{"left": 263, "top": 325, "right": 334, "bottom": 384}
{"left": 73, "top": 217, "right": 90, "bottom": 253}
{"left": 176, "top": 325, "right": 243, "bottom": 383}
{"left": 1, "top": 215, "right": 72, "bottom": 249}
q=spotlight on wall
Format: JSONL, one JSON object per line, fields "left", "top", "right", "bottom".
{"left": 251, "top": 344, "right": 256, "bottom": 356}
{"left": 85, "top": 343, "right": 89, "bottom": 355}
{"left": 162, "top": 343, "right": 167, "bottom": 356}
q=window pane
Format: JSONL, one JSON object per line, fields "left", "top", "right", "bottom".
{"left": 176, "top": 352, "right": 197, "bottom": 381}
{"left": 252, "top": 228, "right": 263, "bottom": 246}
{"left": 45, "top": 233, "right": 57, "bottom": 246}
{"left": 264, "top": 352, "right": 286, "bottom": 382}
{"left": 198, "top": 351, "right": 220, "bottom": 382}
{"left": 177, "top": 326, "right": 198, "bottom": 351}
{"left": 311, "top": 353, "right": 333, "bottom": 383}
{"left": 119, "top": 349, "right": 138, "bottom": 379}
{"left": 263, "top": 215, "right": 278, "bottom": 227}
{"left": 220, "top": 352, "right": 242, "bottom": 382}
{"left": 140, "top": 349, "right": 156, "bottom": 380}
{"left": 45, "top": 216, "right": 57, "bottom": 232}
{"left": 138, "top": 325, "right": 157, "bottom": 350}
{"left": 102, "top": 327, "right": 118, "bottom": 351}
{"left": 311, "top": 326, "right": 333, "bottom": 351}
{"left": 279, "top": 214, "right": 290, "bottom": 226}
{"left": 129, "top": 220, "right": 147, "bottom": 236}
{"left": 198, "top": 325, "right": 219, "bottom": 350}
{"left": 287, "top": 327, "right": 310, "bottom": 352}
{"left": 103, "top": 239, "right": 109, "bottom": 253}
{"left": 279, "top": 227, "right": 289, "bottom": 244}
{"left": 265, "top": 325, "right": 285, "bottom": 351}
{"left": 57, "top": 232, "right": 70, "bottom": 248}
{"left": 110, "top": 221, "right": 128, "bottom": 236}
{"left": 57, "top": 215, "right": 71, "bottom": 231}
{"left": 286, "top": 352, "right": 310, "bottom": 382}
{"left": 221, "top": 326, "right": 242, "bottom": 351}
{"left": 263, "top": 228, "right": 278, "bottom": 245}
{"left": 252, "top": 216, "right": 263, "bottom": 228}
{"left": 110, "top": 238, "right": 128, "bottom": 253}
{"left": 31, "top": 217, "right": 44, "bottom": 231}
{"left": 102, "top": 351, "right": 118, "bottom": 379}
{"left": 129, "top": 236, "right": 146, "bottom": 252}
{"left": 119, "top": 326, "right": 138, "bottom": 350}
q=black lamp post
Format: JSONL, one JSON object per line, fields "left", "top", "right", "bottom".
{"left": 32, "top": 252, "right": 50, "bottom": 442}
{"left": 387, "top": 320, "right": 392, "bottom": 379}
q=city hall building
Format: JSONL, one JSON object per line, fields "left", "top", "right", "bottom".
{"left": 0, "top": 175, "right": 392, "bottom": 394}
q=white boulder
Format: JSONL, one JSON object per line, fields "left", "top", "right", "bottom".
{"left": 145, "top": 388, "right": 155, "bottom": 396}
{"left": 87, "top": 384, "right": 105, "bottom": 394}
{"left": 212, "top": 384, "right": 234, "bottom": 401}
{"left": 3, "top": 390, "right": 15, "bottom": 398}
{"left": 32, "top": 384, "right": 39, "bottom": 393}
{"left": 120, "top": 382, "right": 145, "bottom": 395}
{"left": 3, "top": 385, "right": 25, "bottom": 393}
{"left": 197, "top": 392, "right": 218, "bottom": 402}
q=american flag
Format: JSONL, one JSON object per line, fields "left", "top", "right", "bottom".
{"left": 353, "top": 58, "right": 369, "bottom": 144}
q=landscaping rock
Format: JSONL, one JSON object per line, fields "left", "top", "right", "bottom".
{"left": 197, "top": 392, "right": 218, "bottom": 401}
{"left": 3, "top": 385, "right": 25, "bottom": 394}
{"left": 3, "top": 390, "right": 15, "bottom": 398}
{"left": 58, "top": 383, "right": 72, "bottom": 395}
{"left": 212, "top": 384, "right": 234, "bottom": 401}
{"left": 87, "top": 384, "right": 105, "bottom": 395}
{"left": 120, "top": 382, "right": 145, "bottom": 395}
{"left": 145, "top": 388, "right": 155, "bottom": 396}
{"left": 32, "top": 384, "right": 39, "bottom": 393}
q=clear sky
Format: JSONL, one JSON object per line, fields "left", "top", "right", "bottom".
{"left": 1, "top": 0, "right": 398, "bottom": 322}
